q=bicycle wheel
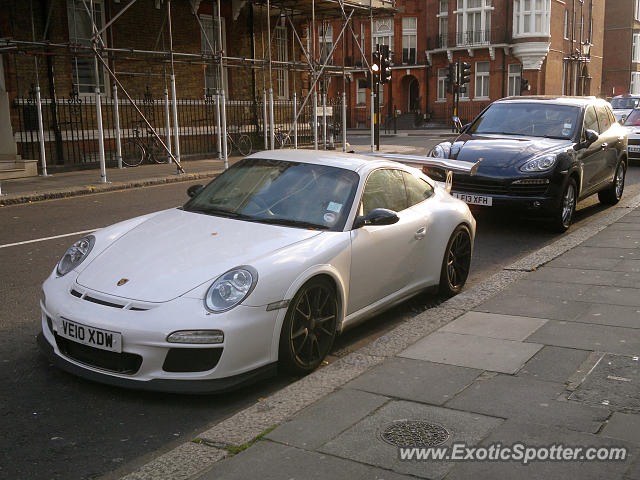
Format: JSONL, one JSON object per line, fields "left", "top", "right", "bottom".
{"left": 121, "top": 140, "right": 144, "bottom": 167}
{"left": 236, "top": 134, "right": 252, "bottom": 156}
{"left": 280, "top": 133, "right": 290, "bottom": 149}
{"left": 149, "top": 138, "right": 169, "bottom": 164}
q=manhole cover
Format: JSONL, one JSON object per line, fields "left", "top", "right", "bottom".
{"left": 379, "top": 421, "right": 450, "bottom": 448}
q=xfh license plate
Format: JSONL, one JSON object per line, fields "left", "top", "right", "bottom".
{"left": 453, "top": 193, "right": 493, "bottom": 206}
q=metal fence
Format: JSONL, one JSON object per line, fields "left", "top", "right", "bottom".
{"left": 12, "top": 92, "right": 344, "bottom": 170}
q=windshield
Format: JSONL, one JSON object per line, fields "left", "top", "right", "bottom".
{"left": 467, "top": 102, "right": 580, "bottom": 139}
{"left": 624, "top": 109, "right": 640, "bottom": 126}
{"left": 611, "top": 98, "right": 640, "bottom": 109}
{"left": 183, "top": 158, "right": 360, "bottom": 231}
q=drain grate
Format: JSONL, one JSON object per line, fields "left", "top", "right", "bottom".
{"left": 380, "top": 421, "right": 450, "bottom": 448}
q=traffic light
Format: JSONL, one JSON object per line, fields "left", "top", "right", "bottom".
{"left": 368, "top": 50, "right": 381, "bottom": 86}
{"left": 460, "top": 61, "right": 471, "bottom": 85}
{"left": 446, "top": 63, "right": 455, "bottom": 94}
{"left": 520, "top": 77, "right": 530, "bottom": 93}
{"left": 380, "top": 45, "right": 391, "bottom": 84}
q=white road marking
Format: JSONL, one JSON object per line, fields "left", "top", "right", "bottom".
{"left": 0, "top": 229, "right": 98, "bottom": 250}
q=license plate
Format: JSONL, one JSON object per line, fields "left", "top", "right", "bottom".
{"left": 628, "top": 145, "right": 640, "bottom": 153}
{"left": 453, "top": 193, "right": 493, "bottom": 206}
{"left": 58, "top": 318, "right": 122, "bottom": 353}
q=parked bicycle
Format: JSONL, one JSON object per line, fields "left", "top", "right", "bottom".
{"left": 274, "top": 127, "right": 291, "bottom": 149}
{"left": 121, "top": 125, "right": 169, "bottom": 167}
{"left": 226, "top": 129, "right": 252, "bottom": 156}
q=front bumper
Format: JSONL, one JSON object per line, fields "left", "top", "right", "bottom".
{"left": 39, "top": 272, "right": 281, "bottom": 393}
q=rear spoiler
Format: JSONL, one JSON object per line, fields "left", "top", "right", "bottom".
{"left": 362, "top": 153, "right": 481, "bottom": 193}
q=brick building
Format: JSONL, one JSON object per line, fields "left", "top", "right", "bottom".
{"left": 602, "top": 0, "right": 640, "bottom": 96}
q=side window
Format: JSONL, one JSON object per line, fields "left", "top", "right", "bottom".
{"left": 361, "top": 169, "right": 408, "bottom": 216}
{"left": 403, "top": 171, "right": 434, "bottom": 207}
{"left": 583, "top": 106, "right": 599, "bottom": 134}
{"left": 595, "top": 105, "right": 613, "bottom": 133}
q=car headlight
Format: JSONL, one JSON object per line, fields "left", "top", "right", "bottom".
{"left": 520, "top": 154, "right": 557, "bottom": 173}
{"left": 429, "top": 142, "right": 451, "bottom": 158}
{"left": 56, "top": 235, "right": 95, "bottom": 276}
{"left": 204, "top": 266, "right": 257, "bottom": 313}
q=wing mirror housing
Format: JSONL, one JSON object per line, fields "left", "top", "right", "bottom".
{"left": 353, "top": 208, "right": 400, "bottom": 229}
{"left": 576, "top": 129, "right": 599, "bottom": 150}
{"left": 187, "top": 184, "right": 204, "bottom": 198}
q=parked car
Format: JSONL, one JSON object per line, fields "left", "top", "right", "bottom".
{"left": 611, "top": 94, "right": 640, "bottom": 123}
{"left": 622, "top": 107, "right": 640, "bottom": 163}
{"left": 426, "top": 96, "right": 628, "bottom": 232}
{"left": 38, "top": 150, "right": 476, "bottom": 393}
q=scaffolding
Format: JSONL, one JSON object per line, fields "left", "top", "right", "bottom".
{"left": 0, "top": 0, "right": 395, "bottom": 179}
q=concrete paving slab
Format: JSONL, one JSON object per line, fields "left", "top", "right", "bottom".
{"left": 610, "top": 223, "right": 640, "bottom": 231}
{"left": 500, "top": 279, "right": 593, "bottom": 301}
{"left": 476, "top": 294, "right": 591, "bottom": 321}
{"left": 265, "top": 389, "right": 389, "bottom": 450}
{"left": 601, "top": 413, "right": 640, "bottom": 445}
{"left": 319, "top": 400, "right": 503, "bottom": 479}
{"left": 583, "top": 231, "right": 640, "bottom": 249}
{"left": 517, "top": 346, "right": 592, "bottom": 384}
{"left": 545, "top": 253, "right": 624, "bottom": 270}
{"left": 617, "top": 261, "right": 640, "bottom": 273}
{"left": 581, "top": 304, "right": 640, "bottom": 329}
{"left": 446, "top": 374, "right": 609, "bottom": 433}
{"left": 399, "top": 332, "right": 543, "bottom": 374}
{"left": 195, "top": 440, "right": 413, "bottom": 480}
{"left": 526, "top": 321, "right": 640, "bottom": 356}
{"left": 568, "top": 246, "right": 640, "bottom": 260}
{"left": 439, "top": 311, "right": 547, "bottom": 341}
{"left": 575, "top": 285, "right": 640, "bottom": 307}
{"left": 446, "top": 420, "right": 636, "bottom": 480}
{"left": 345, "top": 357, "right": 482, "bottom": 406}
{"left": 528, "top": 267, "right": 619, "bottom": 286}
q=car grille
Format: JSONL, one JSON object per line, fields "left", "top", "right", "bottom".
{"left": 162, "top": 348, "right": 223, "bottom": 373}
{"left": 54, "top": 333, "right": 143, "bottom": 374}
{"left": 70, "top": 288, "right": 149, "bottom": 311}
{"left": 628, "top": 138, "right": 640, "bottom": 146}
{"left": 453, "top": 175, "right": 549, "bottom": 197}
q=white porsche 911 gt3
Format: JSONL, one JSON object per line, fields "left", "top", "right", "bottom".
{"left": 38, "top": 150, "right": 476, "bottom": 393}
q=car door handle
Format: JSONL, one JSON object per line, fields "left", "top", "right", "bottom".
{"left": 601, "top": 143, "right": 608, "bottom": 149}
{"left": 415, "top": 227, "right": 427, "bottom": 240}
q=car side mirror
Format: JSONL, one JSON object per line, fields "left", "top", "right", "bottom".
{"left": 353, "top": 208, "right": 400, "bottom": 229}
{"left": 187, "top": 184, "right": 204, "bottom": 198}
{"left": 576, "top": 129, "right": 599, "bottom": 150}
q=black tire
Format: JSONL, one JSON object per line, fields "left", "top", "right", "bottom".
{"left": 438, "top": 224, "right": 472, "bottom": 297}
{"left": 598, "top": 160, "right": 626, "bottom": 205}
{"left": 236, "top": 134, "right": 252, "bottom": 156}
{"left": 549, "top": 177, "right": 577, "bottom": 233}
{"left": 278, "top": 277, "right": 338, "bottom": 375}
{"left": 149, "top": 138, "right": 169, "bottom": 164}
{"left": 121, "top": 140, "right": 144, "bottom": 167}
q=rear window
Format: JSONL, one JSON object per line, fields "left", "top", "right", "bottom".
{"left": 611, "top": 97, "right": 640, "bottom": 109}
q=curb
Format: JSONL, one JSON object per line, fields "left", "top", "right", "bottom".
{"left": 120, "top": 192, "right": 640, "bottom": 480}
{"left": 0, "top": 171, "right": 223, "bottom": 207}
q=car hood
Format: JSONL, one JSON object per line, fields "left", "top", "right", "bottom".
{"left": 447, "top": 134, "right": 571, "bottom": 171}
{"left": 76, "top": 208, "right": 322, "bottom": 302}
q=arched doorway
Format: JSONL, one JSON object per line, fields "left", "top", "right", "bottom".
{"left": 401, "top": 75, "right": 420, "bottom": 113}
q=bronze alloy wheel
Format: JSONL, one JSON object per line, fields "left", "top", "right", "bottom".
{"left": 279, "top": 277, "right": 338, "bottom": 374}
{"left": 439, "top": 225, "right": 472, "bottom": 297}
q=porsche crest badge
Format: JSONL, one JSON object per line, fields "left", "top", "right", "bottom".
{"left": 117, "top": 278, "right": 129, "bottom": 286}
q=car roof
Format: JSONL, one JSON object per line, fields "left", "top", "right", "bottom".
{"left": 246, "top": 149, "right": 402, "bottom": 173}
{"left": 494, "top": 95, "right": 603, "bottom": 107}
{"left": 613, "top": 94, "right": 640, "bottom": 99}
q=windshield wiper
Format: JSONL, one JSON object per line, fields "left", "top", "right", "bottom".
{"left": 258, "top": 218, "right": 330, "bottom": 230}
{"left": 476, "top": 131, "right": 522, "bottom": 136}
{"left": 541, "top": 135, "right": 569, "bottom": 140}
{"left": 187, "top": 206, "right": 254, "bottom": 220}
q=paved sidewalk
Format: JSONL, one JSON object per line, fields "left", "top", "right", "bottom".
{"left": 184, "top": 206, "right": 640, "bottom": 480}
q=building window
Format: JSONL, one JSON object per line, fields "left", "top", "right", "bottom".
{"left": 513, "top": 0, "right": 550, "bottom": 38}
{"left": 455, "top": 0, "right": 492, "bottom": 46}
{"left": 275, "top": 23, "right": 288, "bottom": 98}
{"left": 507, "top": 63, "right": 521, "bottom": 96}
{"left": 437, "top": 67, "right": 448, "bottom": 101}
{"left": 67, "top": 0, "right": 105, "bottom": 94}
{"left": 200, "top": 14, "right": 227, "bottom": 94}
{"left": 633, "top": 34, "right": 640, "bottom": 63}
{"left": 563, "top": 9, "right": 568, "bottom": 39}
{"left": 373, "top": 18, "right": 394, "bottom": 59}
{"left": 475, "top": 61, "right": 489, "bottom": 99}
{"left": 402, "top": 17, "right": 417, "bottom": 64}
{"left": 439, "top": 17, "right": 449, "bottom": 48}
{"left": 319, "top": 24, "right": 333, "bottom": 64}
{"left": 440, "top": 0, "right": 448, "bottom": 14}
{"left": 356, "top": 79, "right": 367, "bottom": 104}
{"left": 632, "top": 72, "right": 640, "bottom": 95}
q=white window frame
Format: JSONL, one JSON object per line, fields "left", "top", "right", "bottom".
{"left": 474, "top": 61, "right": 490, "bottom": 99}
{"left": 439, "top": 16, "right": 449, "bottom": 48}
{"left": 356, "top": 78, "right": 367, "bottom": 104}
{"left": 507, "top": 63, "right": 521, "bottom": 96}
{"left": 318, "top": 24, "right": 333, "bottom": 64}
{"left": 455, "top": 0, "right": 493, "bottom": 46}
{"left": 275, "top": 22, "right": 288, "bottom": 99}
{"left": 632, "top": 72, "right": 640, "bottom": 95}
{"left": 67, "top": 0, "right": 107, "bottom": 95}
{"left": 437, "top": 67, "right": 448, "bottom": 101}
{"left": 513, "top": 0, "right": 551, "bottom": 38}
{"left": 373, "top": 18, "right": 394, "bottom": 60}
{"left": 402, "top": 17, "right": 417, "bottom": 64}
{"left": 633, "top": 34, "right": 640, "bottom": 63}
{"left": 200, "top": 14, "right": 227, "bottom": 95}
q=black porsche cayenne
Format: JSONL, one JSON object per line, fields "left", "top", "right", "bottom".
{"left": 426, "top": 96, "right": 628, "bottom": 232}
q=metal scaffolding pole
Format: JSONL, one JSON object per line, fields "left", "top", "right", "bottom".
{"left": 322, "top": 91, "right": 327, "bottom": 150}
{"left": 30, "top": 0, "right": 48, "bottom": 176}
{"left": 263, "top": 89, "right": 268, "bottom": 150}
{"left": 313, "top": 90, "right": 318, "bottom": 150}
{"left": 113, "top": 82, "right": 123, "bottom": 169}
{"left": 163, "top": 88, "right": 173, "bottom": 163}
{"left": 216, "top": 93, "right": 222, "bottom": 159}
{"left": 370, "top": 1, "right": 374, "bottom": 153}
{"left": 293, "top": 92, "right": 298, "bottom": 149}
{"left": 217, "top": 0, "right": 228, "bottom": 166}
{"left": 267, "top": 0, "right": 275, "bottom": 150}
{"left": 90, "top": 0, "right": 108, "bottom": 184}
{"left": 342, "top": 90, "right": 347, "bottom": 151}
{"left": 269, "top": 88, "right": 275, "bottom": 150}
{"left": 168, "top": 0, "right": 181, "bottom": 171}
